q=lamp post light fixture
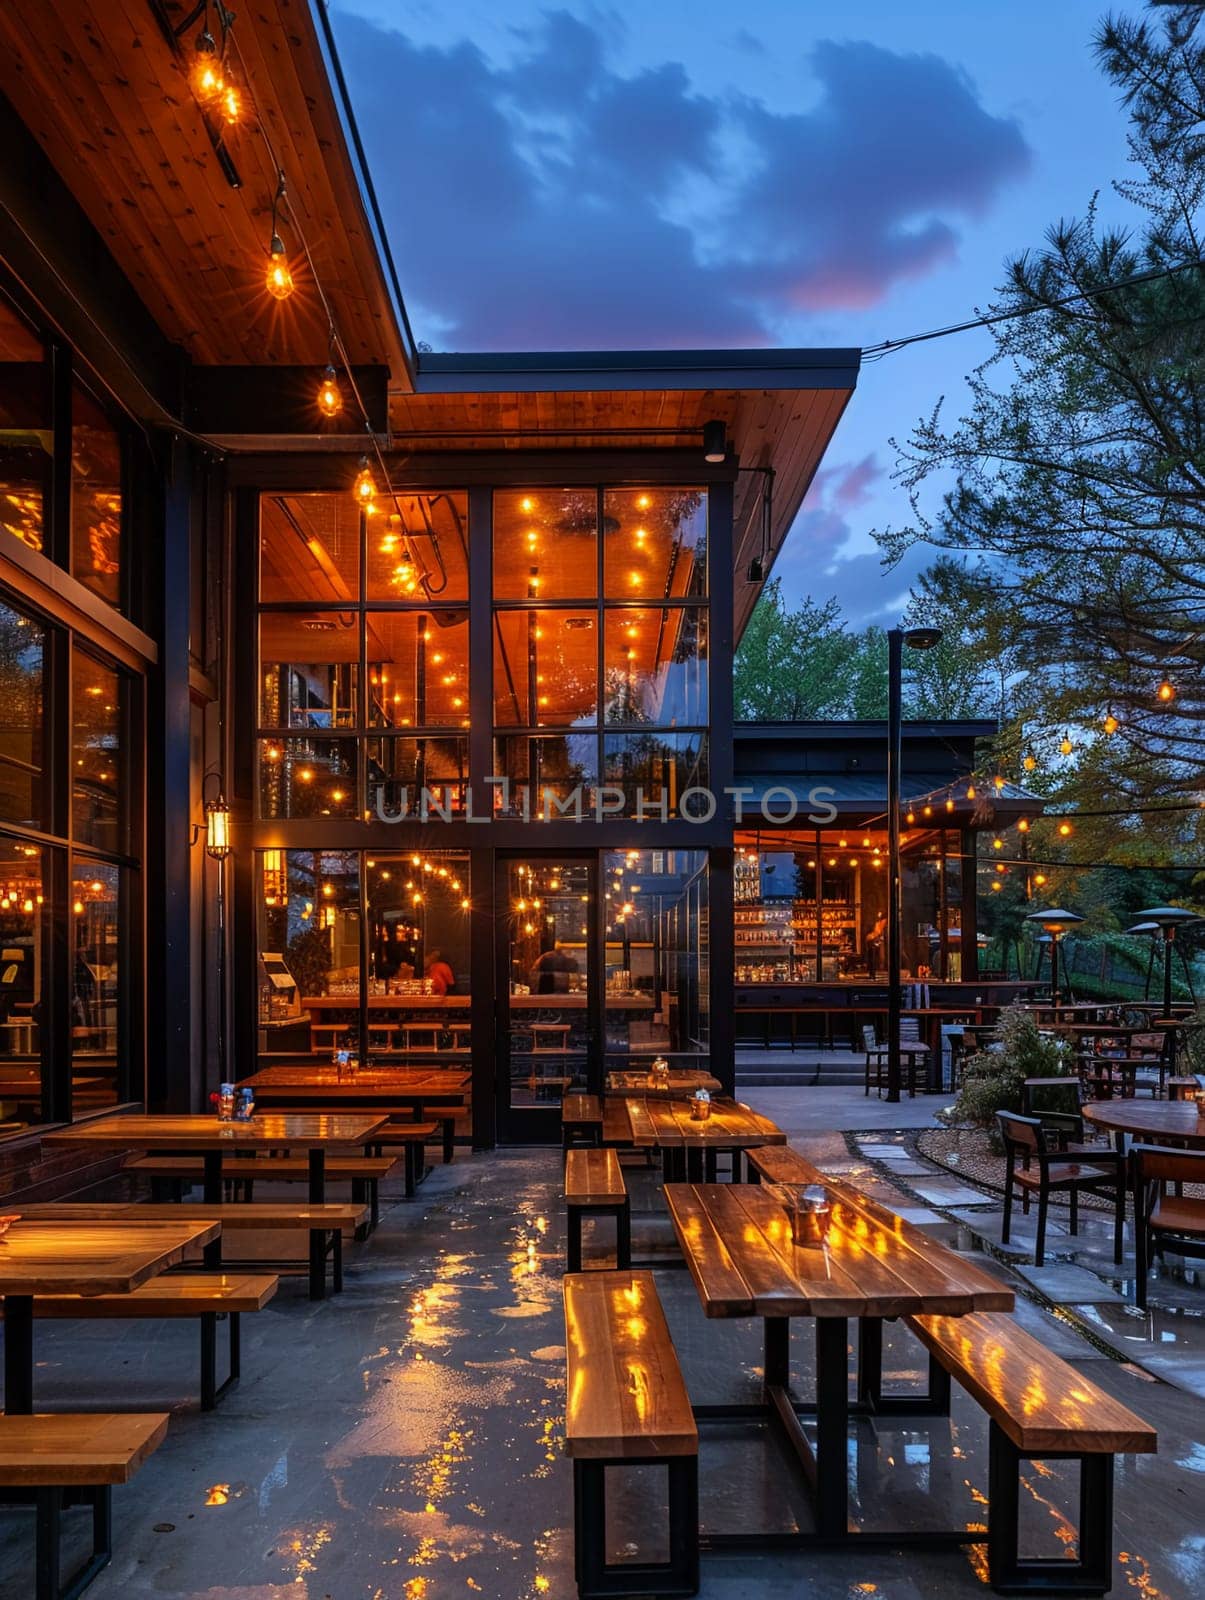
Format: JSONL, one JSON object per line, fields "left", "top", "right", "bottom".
{"left": 195, "top": 778, "right": 233, "bottom": 1090}
{"left": 886, "top": 624, "right": 943, "bottom": 1102}
{"left": 1024, "top": 907, "right": 1084, "bottom": 1007}
{"left": 1136, "top": 906, "right": 1198, "bottom": 1015}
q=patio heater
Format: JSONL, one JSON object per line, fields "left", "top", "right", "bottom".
{"left": 1024, "top": 908, "right": 1083, "bottom": 1007}
{"left": 1136, "top": 906, "right": 1198, "bottom": 1014}
{"left": 886, "top": 624, "right": 943, "bottom": 1102}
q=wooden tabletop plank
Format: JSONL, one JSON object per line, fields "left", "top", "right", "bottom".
{"left": 662, "top": 1185, "right": 755, "bottom": 1316}
{"left": 601, "top": 1100, "right": 635, "bottom": 1146}
{"left": 622, "top": 1099, "right": 660, "bottom": 1147}
{"left": 0, "top": 1220, "right": 218, "bottom": 1297}
{"left": 42, "top": 1112, "right": 389, "bottom": 1149}
{"left": 713, "top": 1184, "right": 877, "bottom": 1318}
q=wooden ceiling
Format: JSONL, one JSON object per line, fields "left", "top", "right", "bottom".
{"left": 0, "top": 0, "right": 410, "bottom": 376}
{"left": 3, "top": 6, "right": 856, "bottom": 636}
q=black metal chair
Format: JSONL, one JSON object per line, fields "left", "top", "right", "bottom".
{"left": 862, "top": 1022, "right": 927, "bottom": 1097}
{"left": 997, "top": 1110, "right": 1126, "bottom": 1267}
{"left": 1019, "top": 1075, "right": 1092, "bottom": 1150}
{"left": 1131, "top": 1142, "right": 1205, "bottom": 1309}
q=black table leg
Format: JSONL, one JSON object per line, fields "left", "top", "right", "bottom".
{"left": 202, "top": 1150, "right": 222, "bottom": 1205}
{"left": 4, "top": 1294, "right": 34, "bottom": 1413}
{"left": 814, "top": 1316, "right": 850, "bottom": 1538}
{"left": 308, "top": 1148, "right": 327, "bottom": 1299}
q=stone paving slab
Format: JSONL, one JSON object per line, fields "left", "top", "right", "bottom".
{"left": 1015, "top": 1263, "right": 1127, "bottom": 1303}
{"left": 906, "top": 1181, "right": 997, "bottom": 1207}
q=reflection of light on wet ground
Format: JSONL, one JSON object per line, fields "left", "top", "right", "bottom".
{"left": 1119, "top": 1549, "right": 1172, "bottom": 1597}
{"left": 1020, "top": 1466, "right": 1078, "bottom": 1554}
{"left": 278, "top": 1522, "right": 332, "bottom": 1582}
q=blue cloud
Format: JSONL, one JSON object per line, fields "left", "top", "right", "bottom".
{"left": 331, "top": 8, "right": 1031, "bottom": 347}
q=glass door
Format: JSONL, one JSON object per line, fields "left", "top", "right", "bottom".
{"left": 496, "top": 854, "right": 597, "bottom": 1142}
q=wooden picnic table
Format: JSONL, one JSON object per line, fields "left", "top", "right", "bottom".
{"left": 604, "top": 1096, "right": 784, "bottom": 1180}
{"left": 241, "top": 1066, "right": 469, "bottom": 1110}
{"left": 0, "top": 1218, "right": 218, "bottom": 1413}
{"left": 1083, "top": 1099, "right": 1205, "bottom": 1149}
{"left": 43, "top": 1113, "right": 389, "bottom": 1205}
{"left": 664, "top": 1180, "right": 1013, "bottom": 1542}
{"left": 604, "top": 1069, "right": 722, "bottom": 1096}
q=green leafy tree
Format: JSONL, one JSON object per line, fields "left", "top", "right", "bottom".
{"left": 734, "top": 582, "right": 864, "bottom": 719}
{"left": 876, "top": 1, "right": 1205, "bottom": 831}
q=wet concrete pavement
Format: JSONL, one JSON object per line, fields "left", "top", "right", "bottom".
{"left": 0, "top": 1117, "right": 1203, "bottom": 1599}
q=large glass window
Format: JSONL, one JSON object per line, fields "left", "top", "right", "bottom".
{"left": 70, "top": 383, "right": 123, "bottom": 607}
{"left": 258, "top": 492, "right": 470, "bottom": 817}
{"left": 72, "top": 647, "right": 124, "bottom": 853}
{"left": 0, "top": 839, "right": 45, "bottom": 1117}
{"left": 0, "top": 600, "right": 44, "bottom": 829}
{"left": 72, "top": 860, "right": 121, "bottom": 1108}
{"left": 0, "top": 294, "right": 50, "bottom": 559}
{"left": 602, "top": 848, "right": 709, "bottom": 1067}
{"left": 492, "top": 486, "right": 709, "bottom": 816}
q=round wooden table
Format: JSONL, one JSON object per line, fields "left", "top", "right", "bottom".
{"left": 1083, "top": 1100, "right": 1205, "bottom": 1148}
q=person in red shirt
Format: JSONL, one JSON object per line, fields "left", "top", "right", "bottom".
{"left": 425, "top": 950, "right": 456, "bottom": 995}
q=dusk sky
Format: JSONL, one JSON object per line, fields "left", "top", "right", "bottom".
{"left": 332, "top": 1, "right": 1138, "bottom": 625}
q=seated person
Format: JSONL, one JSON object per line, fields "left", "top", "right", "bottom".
{"left": 424, "top": 949, "right": 456, "bottom": 995}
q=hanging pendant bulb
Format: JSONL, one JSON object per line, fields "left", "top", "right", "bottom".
{"left": 220, "top": 81, "right": 241, "bottom": 124}
{"left": 353, "top": 457, "right": 376, "bottom": 506}
{"left": 1103, "top": 712, "right": 1119, "bottom": 735}
{"left": 966, "top": 783, "right": 976, "bottom": 800}
{"left": 992, "top": 774, "right": 1006, "bottom": 791}
{"left": 265, "top": 233, "right": 293, "bottom": 300}
{"left": 1059, "top": 732, "right": 1073, "bottom": 756}
{"left": 1022, "top": 751, "right": 1036, "bottom": 771}
{"left": 190, "top": 29, "right": 224, "bottom": 103}
{"left": 1157, "top": 678, "right": 1176, "bottom": 703}
{"left": 317, "top": 365, "right": 342, "bottom": 418}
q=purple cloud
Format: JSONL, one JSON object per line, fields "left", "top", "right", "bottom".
{"left": 330, "top": 9, "right": 1031, "bottom": 348}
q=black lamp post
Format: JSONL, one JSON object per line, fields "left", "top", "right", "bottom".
{"left": 886, "top": 624, "right": 943, "bottom": 1102}
{"left": 1136, "top": 906, "right": 1197, "bottom": 1015}
{"left": 1024, "top": 907, "right": 1083, "bottom": 1006}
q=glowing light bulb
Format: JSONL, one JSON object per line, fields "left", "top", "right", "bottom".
{"left": 265, "top": 235, "right": 293, "bottom": 299}
{"left": 992, "top": 837, "right": 1003, "bottom": 851}
{"left": 906, "top": 810, "right": 915, "bottom": 824}
{"left": 520, "top": 497, "right": 534, "bottom": 513}
{"left": 190, "top": 30, "right": 223, "bottom": 102}
{"left": 1023, "top": 752, "right": 1036, "bottom": 771}
{"left": 966, "top": 783, "right": 976, "bottom": 799}
{"left": 354, "top": 459, "right": 376, "bottom": 504}
{"left": 992, "top": 774, "right": 1005, "bottom": 790}
{"left": 297, "top": 767, "right": 314, "bottom": 783}
{"left": 1059, "top": 733, "right": 1073, "bottom": 756}
{"left": 1034, "top": 872, "right": 1047, "bottom": 886}
{"left": 1157, "top": 678, "right": 1175, "bottom": 703}
{"left": 220, "top": 82, "right": 240, "bottom": 124}
{"left": 1058, "top": 821, "right": 1072, "bottom": 836}
{"left": 317, "top": 365, "right": 342, "bottom": 418}
{"left": 1103, "top": 713, "right": 1118, "bottom": 735}
{"left": 636, "top": 494, "right": 651, "bottom": 509}
{"left": 1018, "top": 818, "right": 1030, "bottom": 832}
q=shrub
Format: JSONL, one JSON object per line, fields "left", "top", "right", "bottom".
{"left": 949, "top": 1003, "right": 1074, "bottom": 1140}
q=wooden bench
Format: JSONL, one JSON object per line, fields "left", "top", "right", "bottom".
{"left": 562, "top": 1093, "right": 603, "bottom": 1152}
{"left": 0, "top": 1411, "right": 169, "bottom": 1600}
{"left": 4, "top": 1273, "right": 278, "bottom": 1412}
{"left": 906, "top": 1311, "right": 1157, "bottom": 1594}
{"left": 745, "top": 1144, "right": 821, "bottom": 1186}
{"left": 126, "top": 1153, "right": 399, "bottom": 1230}
{"left": 17, "top": 1201, "right": 366, "bottom": 1302}
{"left": 563, "top": 1271, "right": 698, "bottom": 1598}
{"left": 565, "top": 1149, "right": 630, "bottom": 1273}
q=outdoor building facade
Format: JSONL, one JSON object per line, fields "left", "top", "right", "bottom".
{"left": 0, "top": 2, "right": 1035, "bottom": 1157}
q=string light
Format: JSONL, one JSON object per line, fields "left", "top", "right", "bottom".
{"left": 1034, "top": 872, "right": 1048, "bottom": 886}
{"left": 1023, "top": 751, "right": 1036, "bottom": 771}
{"left": 1157, "top": 678, "right": 1176, "bottom": 703}
{"left": 189, "top": 25, "right": 224, "bottom": 103}
{"left": 317, "top": 364, "right": 342, "bottom": 418}
{"left": 265, "top": 172, "right": 294, "bottom": 300}
{"left": 1103, "top": 712, "right": 1119, "bottom": 735}
{"left": 1059, "top": 732, "right": 1073, "bottom": 755}
{"left": 1058, "top": 821, "right": 1073, "bottom": 837}
{"left": 354, "top": 457, "right": 376, "bottom": 505}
